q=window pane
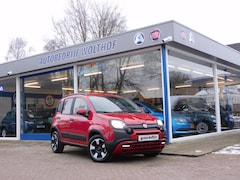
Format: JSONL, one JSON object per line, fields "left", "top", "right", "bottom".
{"left": 0, "top": 78, "right": 16, "bottom": 137}
{"left": 169, "top": 52, "right": 216, "bottom": 135}
{"left": 217, "top": 67, "right": 240, "bottom": 130}
{"left": 62, "top": 98, "right": 73, "bottom": 115}
{"left": 21, "top": 68, "right": 73, "bottom": 134}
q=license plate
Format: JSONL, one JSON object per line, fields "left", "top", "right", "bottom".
{"left": 36, "top": 125, "right": 45, "bottom": 129}
{"left": 138, "top": 134, "right": 159, "bottom": 142}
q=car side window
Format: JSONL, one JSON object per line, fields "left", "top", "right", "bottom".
{"left": 73, "top": 98, "right": 88, "bottom": 115}
{"left": 56, "top": 101, "right": 64, "bottom": 113}
{"left": 62, "top": 98, "right": 73, "bottom": 115}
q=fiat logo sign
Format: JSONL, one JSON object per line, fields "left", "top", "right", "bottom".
{"left": 142, "top": 123, "right": 148, "bottom": 128}
{"left": 150, "top": 29, "right": 160, "bottom": 41}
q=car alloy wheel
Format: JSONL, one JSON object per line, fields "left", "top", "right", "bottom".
{"left": 51, "top": 131, "right": 64, "bottom": 153}
{"left": 196, "top": 122, "right": 209, "bottom": 134}
{"left": 88, "top": 135, "right": 110, "bottom": 162}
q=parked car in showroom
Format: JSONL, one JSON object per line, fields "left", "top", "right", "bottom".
{"left": 1, "top": 109, "right": 51, "bottom": 137}
{"left": 50, "top": 93, "right": 166, "bottom": 162}
{"left": 1, "top": 110, "right": 16, "bottom": 137}
{"left": 133, "top": 100, "right": 196, "bottom": 137}
{"left": 171, "top": 96, "right": 216, "bottom": 134}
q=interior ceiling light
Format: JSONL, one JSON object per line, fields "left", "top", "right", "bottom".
{"left": 192, "top": 70, "right": 204, "bottom": 75}
{"left": 123, "top": 90, "right": 137, "bottom": 93}
{"left": 107, "top": 90, "right": 118, "bottom": 94}
{"left": 205, "top": 73, "right": 213, "bottom": 77}
{"left": 120, "top": 64, "right": 144, "bottom": 70}
{"left": 177, "top": 67, "right": 190, "bottom": 72}
{"left": 51, "top": 77, "right": 68, "bottom": 82}
{"left": 147, "top": 87, "right": 160, "bottom": 91}
{"left": 24, "top": 81, "right": 41, "bottom": 88}
{"left": 206, "top": 81, "right": 225, "bottom": 85}
{"left": 24, "top": 82, "right": 39, "bottom": 86}
{"left": 24, "top": 85, "right": 41, "bottom": 89}
{"left": 218, "top": 76, "right": 233, "bottom": 82}
{"left": 62, "top": 87, "right": 73, "bottom": 91}
{"left": 84, "top": 71, "right": 102, "bottom": 77}
{"left": 168, "top": 64, "right": 175, "bottom": 68}
{"left": 79, "top": 89, "right": 91, "bottom": 92}
{"left": 175, "top": 84, "right": 192, "bottom": 89}
{"left": 94, "top": 90, "right": 104, "bottom": 93}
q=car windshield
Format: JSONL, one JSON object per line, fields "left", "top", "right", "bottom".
{"left": 89, "top": 96, "right": 142, "bottom": 113}
{"left": 142, "top": 102, "right": 163, "bottom": 112}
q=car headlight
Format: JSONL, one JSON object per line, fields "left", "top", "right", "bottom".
{"left": 209, "top": 115, "right": 216, "bottom": 123}
{"left": 157, "top": 119, "right": 164, "bottom": 127}
{"left": 110, "top": 120, "right": 126, "bottom": 129}
{"left": 228, "top": 115, "right": 234, "bottom": 122}
{"left": 174, "top": 118, "right": 188, "bottom": 123}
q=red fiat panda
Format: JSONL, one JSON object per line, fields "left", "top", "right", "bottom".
{"left": 50, "top": 93, "right": 166, "bottom": 162}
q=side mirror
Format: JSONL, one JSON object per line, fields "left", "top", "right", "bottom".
{"left": 77, "top": 108, "right": 87, "bottom": 115}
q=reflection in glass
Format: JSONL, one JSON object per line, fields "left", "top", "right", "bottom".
{"left": 0, "top": 78, "right": 16, "bottom": 137}
{"left": 217, "top": 68, "right": 240, "bottom": 130}
{"left": 169, "top": 54, "right": 217, "bottom": 135}
{"left": 21, "top": 68, "right": 73, "bottom": 134}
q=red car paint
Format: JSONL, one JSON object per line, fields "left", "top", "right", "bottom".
{"left": 50, "top": 93, "right": 166, "bottom": 162}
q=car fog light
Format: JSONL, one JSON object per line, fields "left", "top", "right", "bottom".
{"left": 122, "top": 144, "right": 131, "bottom": 148}
{"left": 124, "top": 127, "right": 133, "bottom": 134}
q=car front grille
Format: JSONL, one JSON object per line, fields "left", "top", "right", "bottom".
{"left": 121, "top": 141, "right": 164, "bottom": 153}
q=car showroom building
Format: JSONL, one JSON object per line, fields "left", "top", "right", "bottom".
{"left": 0, "top": 20, "right": 240, "bottom": 143}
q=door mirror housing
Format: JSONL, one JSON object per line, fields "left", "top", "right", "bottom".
{"left": 77, "top": 108, "right": 87, "bottom": 115}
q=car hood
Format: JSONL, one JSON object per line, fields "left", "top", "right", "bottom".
{"left": 99, "top": 113, "right": 157, "bottom": 125}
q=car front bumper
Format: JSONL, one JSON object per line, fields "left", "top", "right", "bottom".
{"left": 106, "top": 128, "right": 166, "bottom": 155}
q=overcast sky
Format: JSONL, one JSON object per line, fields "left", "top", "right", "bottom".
{"left": 0, "top": 0, "right": 240, "bottom": 63}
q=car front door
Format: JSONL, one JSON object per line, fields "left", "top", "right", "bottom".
{"left": 57, "top": 97, "right": 74, "bottom": 142}
{"left": 69, "top": 97, "right": 91, "bottom": 146}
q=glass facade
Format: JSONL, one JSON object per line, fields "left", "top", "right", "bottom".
{"left": 1, "top": 48, "right": 239, "bottom": 141}
{"left": 78, "top": 51, "right": 162, "bottom": 99}
{"left": 0, "top": 78, "right": 16, "bottom": 137}
{"left": 216, "top": 67, "right": 240, "bottom": 130}
{"left": 20, "top": 68, "right": 73, "bottom": 139}
{"left": 168, "top": 50, "right": 240, "bottom": 137}
{"left": 0, "top": 20, "right": 239, "bottom": 143}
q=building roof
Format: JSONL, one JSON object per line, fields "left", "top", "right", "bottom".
{"left": 1, "top": 20, "right": 240, "bottom": 78}
{"left": 228, "top": 43, "right": 240, "bottom": 52}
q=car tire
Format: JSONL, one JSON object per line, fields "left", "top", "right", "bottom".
{"left": 88, "top": 135, "right": 111, "bottom": 162}
{"left": 196, "top": 122, "right": 209, "bottom": 134}
{"left": 1, "top": 128, "right": 7, "bottom": 137}
{"left": 51, "top": 130, "right": 64, "bottom": 153}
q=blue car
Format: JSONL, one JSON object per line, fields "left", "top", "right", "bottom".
{"left": 134, "top": 100, "right": 196, "bottom": 137}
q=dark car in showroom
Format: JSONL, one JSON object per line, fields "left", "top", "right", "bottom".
{"left": 172, "top": 96, "right": 237, "bottom": 133}
{"left": 1, "top": 110, "right": 17, "bottom": 137}
{"left": 172, "top": 97, "right": 216, "bottom": 134}
{"left": 50, "top": 93, "right": 166, "bottom": 162}
{"left": 133, "top": 100, "right": 196, "bottom": 137}
{"left": 1, "top": 109, "right": 51, "bottom": 137}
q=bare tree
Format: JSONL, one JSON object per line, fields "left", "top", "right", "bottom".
{"left": 43, "top": 39, "right": 65, "bottom": 52}
{"left": 6, "top": 37, "right": 28, "bottom": 61}
{"left": 89, "top": 1, "right": 127, "bottom": 39}
{"left": 44, "top": 0, "right": 126, "bottom": 51}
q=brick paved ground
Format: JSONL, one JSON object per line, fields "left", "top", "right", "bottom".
{"left": 0, "top": 140, "right": 240, "bottom": 180}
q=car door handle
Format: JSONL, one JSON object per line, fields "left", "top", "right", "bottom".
{"left": 69, "top": 118, "right": 74, "bottom": 121}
